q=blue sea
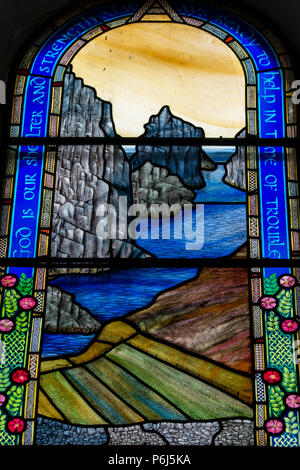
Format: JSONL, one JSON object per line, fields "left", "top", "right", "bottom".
{"left": 42, "top": 147, "right": 247, "bottom": 358}
{"left": 42, "top": 268, "right": 198, "bottom": 358}
{"left": 135, "top": 149, "right": 246, "bottom": 258}
{"left": 135, "top": 202, "right": 246, "bottom": 258}
{"left": 124, "top": 145, "right": 237, "bottom": 164}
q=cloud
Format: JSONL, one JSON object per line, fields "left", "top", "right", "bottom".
{"left": 72, "top": 22, "right": 246, "bottom": 137}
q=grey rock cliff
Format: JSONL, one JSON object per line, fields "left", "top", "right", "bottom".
{"left": 45, "top": 285, "right": 100, "bottom": 334}
{"left": 131, "top": 161, "right": 195, "bottom": 207}
{"left": 51, "top": 67, "right": 147, "bottom": 259}
{"left": 224, "top": 129, "right": 246, "bottom": 191}
{"left": 130, "top": 106, "right": 216, "bottom": 189}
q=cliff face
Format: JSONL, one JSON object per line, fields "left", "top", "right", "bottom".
{"left": 51, "top": 68, "right": 147, "bottom": 259}
{"left": 45, "top": 285, "right": 100, "bottom": 334}
{"left": 224, "top": 129, "right": 246, "bottom": 191}
{"left": 129, "top": 267, "right": 251, "bottom": 374}
{"left": 131, "top": 162, "right": 195, "bottom": 207}
{"left": 130, "top": 106, "right": 216, "bottom": 189}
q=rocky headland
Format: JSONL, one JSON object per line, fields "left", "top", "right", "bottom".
{"left": 44, "top": 285, "right": 100, "bottom": 334}
{"left": 51, "top": 67, "right": 147, "bottom": 260}
{"left": 130, "top": 105, "right": 216, "bottom": 190}
{"left": 131, "top": 161, "right": 195, "bottom": 207}
{"left": 51, "top": 68, "right": 246, "bottom": 264}
{"left": 224, "top": 129, "right": 247, "bottom": 191}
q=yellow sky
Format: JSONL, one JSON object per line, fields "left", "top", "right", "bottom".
{"left": 72, "top": 22, "right": 245, "bottom": 137}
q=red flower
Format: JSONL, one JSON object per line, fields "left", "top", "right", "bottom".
{"left": 265, "top": 419, "right": 284, "bottom": 435}
{"left": 279, "top": 275, "right": 296, "bottom": 289}
{"left": 0, "top": 394, "right": 6, "bottom": 407}
{"left": 281, "top": 319, "right": 299, "bottom": 333}
{"left": 0, "top": 275, "right": 18, "bottom": 289}
{"left": 0, "top": 319, "right": 14, "bottom": 333}
{"left": 11, "top": 369, "right": 29, "bottom": 384}
{"left": 7, "top": 418, "right": 25, "bottom": 434}
{"left": 19, "top": 297, "right": 36, "bottom": 311}
{"left": 286, "top": 394, "right": 300, "bottom": 409}
{"left": 263, "top": 370, "right": 281, "bottom": 384}
{"left": 260, "top": 296, "right": 277, "bottom": 310}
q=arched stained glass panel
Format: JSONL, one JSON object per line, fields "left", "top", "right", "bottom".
{"left": 0, "top": 0, "right": 299, "bottom": 448}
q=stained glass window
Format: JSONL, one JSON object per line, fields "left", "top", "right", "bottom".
{"left": 0, "top": 0, "right": 299, "bottom": 449}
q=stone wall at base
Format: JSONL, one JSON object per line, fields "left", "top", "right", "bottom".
{"left": 108, "top": 425, "right": 165, "bottom": 446}
{"left": 36, "top": 418, "right": 255, "bottom": 446}
{"left": 214, "top": 419, "right": 255, "bottom": 446}
{"left": 35, "top": 418, "right": 107, "bottom": 446}
{"left": 143, "top": 422, "right": 220, "bottom": 446}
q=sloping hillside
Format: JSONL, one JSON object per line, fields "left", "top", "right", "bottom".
{"left": 38, "top": 321, "right": 253, "bottom": 426}
{"left": 129, "top": 267, "right": 251, "bottom": 373}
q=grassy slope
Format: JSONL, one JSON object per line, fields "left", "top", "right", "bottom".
{"left": 38, "top": 321, "right": 253, "bottom": 425}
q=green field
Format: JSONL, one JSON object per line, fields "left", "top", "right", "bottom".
{"left": 38, "top": 321, "right": 253, "bottom": 425}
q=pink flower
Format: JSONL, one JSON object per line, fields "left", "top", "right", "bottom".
{"left": 0, "top": 319, "right": 14, "bottom": 333}
{"left": 265, "top": 419, "right": 284, "bottom": 435}
{"left": 279, "top": 275, "right": 296, "bottom": 289}
{"left": 260, "top": 296, "right": 277, "bottom": 310}
{"left": 7, "top": 418, "right": 25, "bottom": 434}
{"left": 0, "top": 275, "right": 18, "bottom": 289}
{"left": 286, "top": 395, "right": 300, "bottom": 409}
{"left": 19, "top": 297, "right": 36, "bottom": 311}
{"left": 11, "top": 369, "right": 29, "bottom": 385}
{"left": 0, "top": 394, "right": 6, "bottom": 407}
{"left": 263, "top": 370, "right": 281, "bottom": 384}
{"left": 281, "top": 319, "right": 299, "bottom": 333}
